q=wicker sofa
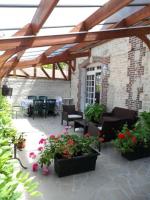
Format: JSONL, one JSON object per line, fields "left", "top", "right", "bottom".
{"left": 88, "top": 107, "right": 138, "bottom": 141}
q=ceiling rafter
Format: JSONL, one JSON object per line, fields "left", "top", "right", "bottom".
{"left": 0, "top": 0, "right": 59, "bottom": 77}
{"left": 69, "top": 5, "right": 150, "bottom": 53}
{"left": 56, "top": 63, "right": 67, "bottom": 80}
{"left": 35, "top": 0, "right": 133, "bottom": 65}
{"left": 41, "top": 67, "right": 52, "bottom": 79}
{"left": 0, "top": 26, "right": 150, "bottom": 51}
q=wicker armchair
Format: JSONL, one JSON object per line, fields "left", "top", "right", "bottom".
{"left": 61, "top": 105, "right": 83, "bottom": 125}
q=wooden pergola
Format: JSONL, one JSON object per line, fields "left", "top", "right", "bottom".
{"left": 0, "top": 0, "right": 150, "bottom": 80}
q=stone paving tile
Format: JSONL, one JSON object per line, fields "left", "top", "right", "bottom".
{"left": 13, "top": 116, "right": 150, "bottom": 200}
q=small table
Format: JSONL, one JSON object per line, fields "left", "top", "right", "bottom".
{"left": 74, "top": 119, "right": 88, "bottom": 134}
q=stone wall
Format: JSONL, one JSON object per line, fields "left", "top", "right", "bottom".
{"left": 71, "top": 36, "right": 150, "bottom": 112}
{"left": 5, "top": 78, "right": 71, "bottom": 105}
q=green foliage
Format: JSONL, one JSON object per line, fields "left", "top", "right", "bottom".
{"left": 0, "top": 93, "right": 41, "bottom": 199}
{"left": 38, "top": 134, "right": 100, "bottom": 167}
{"left": 84, "top": 103, "right": 106, "bottom": 123}
{"left": 114, "top": 112, "right": 150, "bottom": 153}
{"left": 43, "top": 63, "right": 53, "bottom": 69}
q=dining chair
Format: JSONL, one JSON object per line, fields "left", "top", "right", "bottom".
{"left": 27, "top": 96, "right": 37, "bottom": 100}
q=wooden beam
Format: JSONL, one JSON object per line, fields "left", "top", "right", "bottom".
{"left": 52, "top": 64, "right": 55, "bottom": 79}
{"left": 68, "top": 5, "right": 150, "bottom": 53}
{"left": 20, "top": 69, "right": 30, "bottom": 77}
{"left": 136, "top": 34, "right": 150, "bottom": 50}
{"left": 31, "top": 0, "right": 59, "bottom": 34}
{"left": 36, "top": 0, "right": 133, "bottom": 62}
{"left": 68, "top": 63, "right": 71, "bottom": 81}
{"left": 41, "top": 67, "right": 51, "bottom": 79}
{"left": 4, "top": 51, "right": 90, "bottom": 69}
{"left": 84, "top": 0, "right": 133, "bottom": 30}
{"left": 34, "top": 66, "right": 37, "bottom": 77}
{"left": 67, "top": 61, "right": 75, "bottom": 72}
{"left": 56, "top": 63, "right": 67, "bottom": 80}
{"left": 0, "top": 26, "right": 150, "bottom": 51}
{"left": 8, "top": 74, "right": 68, "bottom": 81}
{"left": 1, "top": 0, "right": 59, "bottom": 77}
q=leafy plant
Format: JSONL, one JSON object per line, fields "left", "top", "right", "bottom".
{"left": 37, "top": 134, "right": 100, "bottom": 168}
{"left": 0, "top": 93, "right": 41, "bottom": 199}
{"left": 84, "top": 103, "right": 106, "bottom": 123}
{"left": 0, "top": 139, "right": 41, "bottom": 199}
{"left": 114, "top": 112, "right": 150, "bottom": 153}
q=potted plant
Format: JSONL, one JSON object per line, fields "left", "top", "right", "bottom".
{"left": 84, "top": 103, "right": 106, "bottom": 123}
{"left": 114, "top": 112, "right": 150, "bottom": 160}
{"left": 36, "top": 134, "right": 100, "bottom": 177}
{"left": 15, "top": 132, "right": 26, "bottom": 150}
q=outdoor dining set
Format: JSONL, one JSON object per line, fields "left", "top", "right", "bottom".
{"left": 21, "top": 95, "right": 59, "bottom": 119}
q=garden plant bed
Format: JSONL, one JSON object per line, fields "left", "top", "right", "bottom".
{"left": 54, "top": 150, "right": 100, "bottom": 177}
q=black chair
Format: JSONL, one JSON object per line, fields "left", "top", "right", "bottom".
{"left": 32, "top": 99, "right": 46, "bottom": 119}
{"left": 39, "top": 96, "right": 48, "bottom": 101}
{"left": 28, "top": 96, "right": 37, "bottom": 100}
{"left": 61, "top": 105, "right": 83, "bottom": 125}
{"left": 45, "top": 99, "right": 56, "bottom": 116}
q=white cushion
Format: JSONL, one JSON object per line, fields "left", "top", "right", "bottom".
{"left": 98, "top": 126, "right": 102, "bottom": 131}
{"left": 68, "top": 114, "right": 82, "bottom": 119}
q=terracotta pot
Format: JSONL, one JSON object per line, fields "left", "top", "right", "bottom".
{"left": 17, "top": 141, "right": 26, "bottom": 150}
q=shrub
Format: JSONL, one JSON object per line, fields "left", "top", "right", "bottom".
{"left": 84, "top": 103, "right": 106, "bottom": 123}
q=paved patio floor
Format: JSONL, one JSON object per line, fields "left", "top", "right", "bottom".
{"left": 13, "top": 115, "right": 150, "bottom": 200}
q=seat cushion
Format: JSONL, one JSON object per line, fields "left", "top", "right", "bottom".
{"left": 68, "top": 114, "right": 82, "bottom": 119}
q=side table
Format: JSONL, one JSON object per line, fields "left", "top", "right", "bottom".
{"left": 74, "top": 119, "right": 88, "bottom": 134}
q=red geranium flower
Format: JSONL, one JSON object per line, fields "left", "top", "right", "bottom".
{"left": 118, "top": 133, "right": 125, "bottom": 139}
{"left": 125, "top": 131, "right": 131, "bottom": 136}
{"left": 132, "top": 136, "right": 137, "bottom": 144}
{"left": 67, "top": 139, "right": 75, "bottom": 145}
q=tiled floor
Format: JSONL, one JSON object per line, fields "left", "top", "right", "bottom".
{"left": 13, "top": 116, "right": 150, "bottom": 200}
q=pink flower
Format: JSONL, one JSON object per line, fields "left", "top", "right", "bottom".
{"left": 38, "top": 146, "right": 44, "bottom": 151}
{"left": 29, "top": 152, "right": 36, "bottom": 159}
{"left": 49, "top": 135, "right": 55, "bottom": 139}
{"left": 32, "top": 163, "right": 38, "bottom": 172}
{"left": 42, "top": 166, "right": 50, "bottom": 175}
{"left": 62, "top": 129, "right": 67, "bottom": 134}
{"left": 39, "top": 138, "right": 46, "bottom": 144}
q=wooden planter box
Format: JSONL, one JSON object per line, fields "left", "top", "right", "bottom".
{"left": 54, "top": 150, "right": 100, "bottom": 177}
{"left": 122, "top": 146, "right": 150, "bottom": 161}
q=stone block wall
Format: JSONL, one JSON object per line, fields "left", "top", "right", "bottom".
{"left": 4, "top": 78, "right": 70, "bottom": 105}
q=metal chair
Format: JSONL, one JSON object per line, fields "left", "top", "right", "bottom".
{"left": 38, "top": 96, "right": 48, "bottom": 101}
{"left": 32, "top": 99, "right": 46, "bottom": 119}
{"left": 27, "top": 96, "right": 37, "bottom": 100}
{"left": 45, "top": 99, "right": 56, "bottom": 116}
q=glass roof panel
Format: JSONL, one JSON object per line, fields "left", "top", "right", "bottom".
{"left": 58, "top": 0, "right": 109, "bottom": 6}
{"left": 0, "top": 0, "right": 40, "bottom": 5}
{"left": 0, "top": 8, "right": 36, "bottom": 29}
{"left": 130, "top": 0, "right": 150, "bottom": 4}
{"left": 100, "top": 6, "right": 144, "bottom": 25}
{"left": 38, "top": 27, "right": 72, "bottom": 36}
{"left": 43, "top": 7, "right": 98, "bottom": 28}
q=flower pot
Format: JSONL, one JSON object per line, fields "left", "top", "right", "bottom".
{"left": 54, "top": 149, "right": 100, "bottom": 177}
{"left": 16, "top": 140, "right": 26, "bottom": 150}
{"left": 121, "top": 146, "right": 150, "bottom": 161}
